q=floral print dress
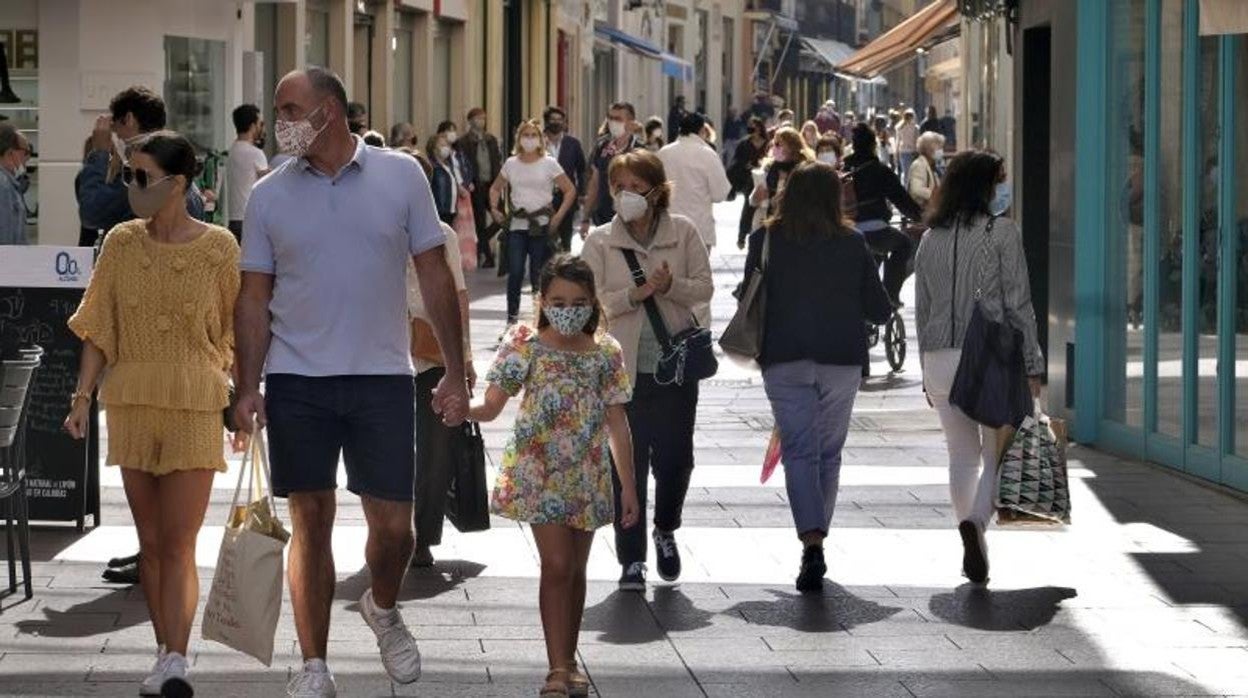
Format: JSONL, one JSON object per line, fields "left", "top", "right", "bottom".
{"left": 486, "top": 325, "right": 633, "bottom": 530}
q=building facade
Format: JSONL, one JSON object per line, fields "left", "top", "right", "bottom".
{"left": 3, "top": 0, "right": 750, "bottom": 247}
{"left": 1005, "top": 0, "right": 1248, "bottom": 493}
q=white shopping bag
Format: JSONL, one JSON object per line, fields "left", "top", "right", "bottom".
{"left": 202, "top": 430, "right": 289, "bottom": 666}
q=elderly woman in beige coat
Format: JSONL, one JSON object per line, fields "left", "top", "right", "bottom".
{"left": 907, "top": 130, "right": 945, "bottom": 208}
{"left": 581, "top": 149, "right": 713, "bottom": 593}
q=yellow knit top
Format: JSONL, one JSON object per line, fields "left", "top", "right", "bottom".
{"left": 68, "top": 220, "right": 240, "bottom": 412}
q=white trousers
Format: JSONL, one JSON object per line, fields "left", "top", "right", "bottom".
{"left": 922, "top": 349, "right": 999, "bottom": 527}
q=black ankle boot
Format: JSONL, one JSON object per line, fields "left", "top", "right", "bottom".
{"left": 796, "top": 545, "right": 827, "bottom": 592}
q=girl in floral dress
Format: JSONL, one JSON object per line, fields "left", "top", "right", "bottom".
{"left": 469, "top": 255, "right": 640, "bottom": 698}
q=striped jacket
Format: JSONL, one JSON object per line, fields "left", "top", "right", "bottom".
{"left": 914, "top": 213, "right": 1045, "bottom": 376}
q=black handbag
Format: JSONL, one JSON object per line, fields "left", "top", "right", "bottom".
{"left": 445, "top": 422, "right": 491, "bottom": 533}
{"left": 948, "top": 216, "right": 1034, "bottom": 429}
{"left": 621, "top": 248, "right": 718, "bottom": 386}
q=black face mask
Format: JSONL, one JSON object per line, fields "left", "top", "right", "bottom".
{"left": 254, "top": 134, "right": 267, "bottom": 150}
{"left": 545, "top": 122, "right": 564, "bottom": 134}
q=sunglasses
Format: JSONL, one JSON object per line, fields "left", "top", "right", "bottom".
{"left": 121, "top": 166, "right": 174, "bottom": 190}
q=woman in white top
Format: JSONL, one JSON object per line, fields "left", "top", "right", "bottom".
{"left": 907, "top": 131, "right": 945, "bottom": 208}
{"left": 489, "top": 120, "right": 577, "bottom": 325}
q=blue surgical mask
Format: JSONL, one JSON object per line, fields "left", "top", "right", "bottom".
{"left": 543, "top": 305, "right": 594, "bottom": 336}
{"left": 990, "top": 182, "right": 1012, "bottom": 215}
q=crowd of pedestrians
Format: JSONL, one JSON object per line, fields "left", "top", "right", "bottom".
{"left": 52, "top": 68, "right": 1044, "bottom": 698}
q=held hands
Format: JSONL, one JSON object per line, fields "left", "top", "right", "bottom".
{"left": 63, "top": 401, "right": 91, "bottom": 440}
{"left": 579, "top": 219, "right": 592, "bottom": 239}
{"left": 233, "top": 390, "right": 268, "bottom": 435}
{"left": 490, "top": 209, "right": 506, "bottom": 225}
{"left": 618, "top": 487, "right": 641, "bottom": 528}
{"left": 433, "top": 372, "right": 471, "bottom": 426}
{"left": 1029, "top": 377, "right": 1042, "bottom": 399}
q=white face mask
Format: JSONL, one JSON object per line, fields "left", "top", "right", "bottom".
{"left": 275, "top": 106, "right": 326, "bottom": 158}
{"left": 520, "top": 136, "right": 540, "bottom": 153}
{"left": 608, "top": 119, "right": 627, "bottom": 139}
{"left": 438, "top": 145, "right": 452, "bottom": 160}
{"left": 614, "top": 190, "right": 650, "bottom": 223}
{"left": 817, "top": 151, "right": 839, "bottom": 167}
{"left": 445, "top": 130, "right": 458, "bottom": 144}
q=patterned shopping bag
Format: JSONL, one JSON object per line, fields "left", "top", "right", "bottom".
{"left": 995, "top": 414, "right": 1072, "bottom": 525}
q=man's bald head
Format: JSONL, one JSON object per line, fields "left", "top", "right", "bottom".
{"left": 275, "top": 67, "right": 349, "bottom": 124}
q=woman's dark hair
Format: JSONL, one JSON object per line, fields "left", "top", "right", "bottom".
{"left": 850, "top": 122, "right": 876, "bottom": 156}
{"left": 926, "top": 149, "right": 1006, "bottom": 228}
{"left": 110, "top": 87, "right": 166, "bottom": 133}
{"left": 748, "top": 116, "right": 766, "bottom": 137}
{"left": 644, "top": 116, "right": 664, "bottom": 136}
{"left": 436, "top": 120, "right": 457, "bottom": 135}
{"left": 536, "top": 255, "right": 604, "bottom": 335}
{"left": 136, "top": 131, "right": 199, "bottom": 181}
{"left": 765, "top": 161, "right": 852, "bottom": 242}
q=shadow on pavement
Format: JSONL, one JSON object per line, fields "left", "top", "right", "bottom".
{"left": 335, "top": 559, "right": 487, "bottom": 603}
{"left": 582, "top": 590, "right": 665, "bottom": 644}
{"left": 14, "top": 588, "right": 142, "bottom": 637}
{"left": 1073, "top": 447, "right": 1248, "bottom": 632}
{"left": 724, "top": 584, "right": 904, "bottom": 633}
{"left": 927, "top": 584, "right": 1078, "bottom": 631}
{"left": 646, "top": 586, "right": 715, "bottom": 633}
{"left": 859, "top": 373, "right": 922, "bottom": 392}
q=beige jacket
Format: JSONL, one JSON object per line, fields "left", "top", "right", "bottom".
{"left": 581, "top": 212, "right": 714, "bottom": 383}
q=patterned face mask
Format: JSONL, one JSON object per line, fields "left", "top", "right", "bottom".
{"left": 543, "top": 305, "right": 594, "bottom": 336}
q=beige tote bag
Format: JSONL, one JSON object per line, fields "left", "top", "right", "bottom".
{"left": 202, "top": 431, "right": 290, "bottom": 666}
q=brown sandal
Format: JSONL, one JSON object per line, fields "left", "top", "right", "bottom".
{"left": 540, "top": 669, "right": 569, "bottom": 697}
{"left": 565, "top": 662, "right": 590, "bottom": 697}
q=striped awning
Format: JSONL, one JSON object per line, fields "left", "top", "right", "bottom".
{"left": 836, "top": 0, "right": 961, "bottom": 79}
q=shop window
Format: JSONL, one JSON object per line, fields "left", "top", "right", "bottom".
{"left": 307, "top": 7, "right": 330, "bottom": 68}
{"left": 1103, "top": 0, "right": 1145, "bottom": 429}
{"left": 1155, "top": 0, "right": 1185, "bottom": 440}
{"left": 431, "top": 22, "right": 452, "bottom": 125}
{"left": 0, "top": 27, "right": 38, "bottom": 242}
{"left": 1236, "top": 34, "right": 1248, "bottom": 459}
{"left": 164, "top": 36, "right": 226, "bottom": 151}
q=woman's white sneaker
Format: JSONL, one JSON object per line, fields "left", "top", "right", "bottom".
{"left": 359, "top": 589, "right": 422, "bottom": 684}
{"left": 287, "top": 660, "right": 337, "bottom": 697}
{"left": 138, "top": 650, "right": 169, "bottom": 696}
{"left": 157, "top": 652, "right": 193, "bottom": 698}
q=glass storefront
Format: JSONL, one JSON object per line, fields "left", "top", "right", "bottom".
{"left": 0, "top": 26, "right": 38, "bottom": 243}
{"left": 1085, "top": 0, "right": 1248, "bottom": 491}
{"left": 392, "top": 19, "right": 413, "bottom": 126}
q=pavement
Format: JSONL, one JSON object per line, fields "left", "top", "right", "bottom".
{"left": 2, "top": 201, "right": 1248, "bottom": 697}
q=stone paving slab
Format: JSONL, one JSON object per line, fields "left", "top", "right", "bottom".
{"left": 3, "top": 204, "right": 1248, "bottom": 697}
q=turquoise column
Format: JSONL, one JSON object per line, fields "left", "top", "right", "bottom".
{"left": 1073, "top": 0, "right": 1109, "bottom": 442}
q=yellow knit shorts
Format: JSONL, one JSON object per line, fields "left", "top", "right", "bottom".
{"left": 105, "top": 404, "right": 228, "bottom": 475}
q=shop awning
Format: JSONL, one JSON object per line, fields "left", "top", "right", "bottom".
{"left": 801, "top": 37, "right": 888, "bottom": 84}
{"left": 594, "top": 23, "right": 694, "bottom": 82}
{"left": 925, "top": 54, "right": 961, "bottom": 81}
{"left": 837, "top": 0, "right": 961, "bottom": 79}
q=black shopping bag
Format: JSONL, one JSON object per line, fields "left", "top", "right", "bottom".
{"left": 445, "top": 422, "right": 491, "bottom": 533}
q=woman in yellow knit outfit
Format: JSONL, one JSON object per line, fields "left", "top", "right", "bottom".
{"left": 64, "top": 132, "right": 239, "bottom": 698}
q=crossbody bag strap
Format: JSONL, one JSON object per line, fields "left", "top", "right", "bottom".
{"left": 620, "top": 248, "right": 674, "bottom": 350}
{"left": 972, "top": 214, "right": 999, "bottom": 301}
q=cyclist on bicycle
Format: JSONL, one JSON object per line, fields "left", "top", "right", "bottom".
{"left": 842, "top": 122, "right": 925, "bottom": 306}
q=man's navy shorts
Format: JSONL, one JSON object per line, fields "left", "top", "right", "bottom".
{"left": 265, "top": 374, "right": 416, "bottom": 502}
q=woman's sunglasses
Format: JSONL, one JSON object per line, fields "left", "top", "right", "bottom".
{"left": 121, "top": 166, "right": 174, "bottom": 190}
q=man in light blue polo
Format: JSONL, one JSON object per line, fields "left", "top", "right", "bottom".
{"left": 233, "top": 67, "right": 468, "bottom": 698}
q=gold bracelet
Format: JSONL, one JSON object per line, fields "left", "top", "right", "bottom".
{"left": 70, "top": 391, "right": 93, "bottom": 406}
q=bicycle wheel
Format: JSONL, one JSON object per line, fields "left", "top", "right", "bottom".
{"left": 884, "top": 312, "right": 906, "bottom": 372}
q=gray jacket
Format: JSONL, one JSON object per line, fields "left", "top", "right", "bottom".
{"left": 914, "top": 213, "right": 1045, "bottom": 376}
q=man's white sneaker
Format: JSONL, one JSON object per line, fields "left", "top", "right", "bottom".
{"left": 287, "top": 661, "right": 337, "bottom": 697}
{"left": 138, "top": 650, "right": 169, "bottom": 696}
{"left": 157, "top": 652, "right": 193, "bottom": 698}
{"left": 359, "top": 589, "right": 422, "bottom": 684}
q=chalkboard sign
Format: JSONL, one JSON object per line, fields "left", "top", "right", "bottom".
{"left": 0, "top": 246, "right": 99, "bottom": 528}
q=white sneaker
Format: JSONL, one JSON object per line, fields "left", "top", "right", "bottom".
{"left": 138, "top": 650, "right": 169, "bottom": 696}
{"left": 157, "top": 652, "right": 193, "bottom": 698}
{"left": 359, "top": 589, "right": 422, "bottom": 684}
{"left": 287, "top": 661, "right": 337, "bottom": 697}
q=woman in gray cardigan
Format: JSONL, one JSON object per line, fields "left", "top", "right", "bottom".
{"left": 913, "top": 150, "right": 1044, "bottom": 586}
